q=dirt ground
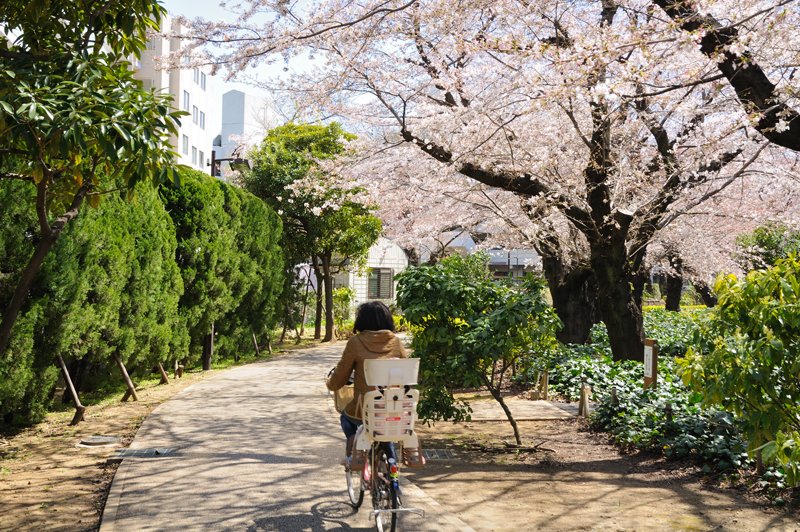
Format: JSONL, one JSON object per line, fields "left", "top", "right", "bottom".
{"left": 408, "top": 415, "right": 800, "bottom": 531}
{"left": 3, "top": 370, "right": 800, "bottom": 532}
{"left": 0, "top": 367, "right": 222, "bottom": 532}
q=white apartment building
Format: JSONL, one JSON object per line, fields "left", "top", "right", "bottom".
{"left": 213, "top": 89, "right": 279, "bottom": 178}
{"left": 132, "top": 15, "right": 220, "bottom": 174}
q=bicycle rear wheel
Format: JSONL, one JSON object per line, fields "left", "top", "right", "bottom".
{"left": 372, "top": 459, "right": 398, "bottom": 532}
{"left": 346, "top": 463, "right": 364, "bottom": 508}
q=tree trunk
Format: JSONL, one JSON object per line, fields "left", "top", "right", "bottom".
{"left": 541, "top": 255, "right": 597, "bottom": 344}
{"left": 0, "top": 184, "right": 86, "bottom": 355}
{"left": 0, "top": 231, "right": 58, "bottom": 355}
{"left": 592, "top": 244, "right": 645, "bottom": 361}
{"left": 694, "top": 280, "right": 717, "bottom": 307}
{"left": 664, "top": 274, "right": 682, "bottom": 311}
{"left": 483, "top": 375, "right": 521, "bottom": 445}
{"left": 321, "top": 253, "right": 335, "bottom": 342}
{"left": 202, "top": 322, "right": 214, "bottom": 371}
{"left": 313, "top": 257, "right": 323, "bottom": 340}
{"left": 664, "top": 251, "right": 683, "bottom": 312}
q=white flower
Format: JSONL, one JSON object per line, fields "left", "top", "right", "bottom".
{"left": 287, "top": 198, "right": 294, "bottom": 204}
{"left": 277, "top": 209, "right": 284, "bottom": 215}
{"left": 311, "top": 206, "right": 323, "bottom": 216}
{"left": 776, "top": 119, "right": 789, "bottom": 133}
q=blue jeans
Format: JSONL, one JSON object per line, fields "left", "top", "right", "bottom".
{"left": 340, "top": 412, "right": 396, "bottom": 461}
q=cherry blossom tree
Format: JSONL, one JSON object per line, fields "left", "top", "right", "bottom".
{"left": 174, "top": 0, "right": 799, "bottom": 360}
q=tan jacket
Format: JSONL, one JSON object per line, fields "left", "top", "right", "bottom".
{"left": 326, "top": 330, "right": 407, "bottom": 420}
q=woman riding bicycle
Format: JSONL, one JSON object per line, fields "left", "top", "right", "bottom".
{"left": 326, "top": 301, "right": 407, "bottom": 462}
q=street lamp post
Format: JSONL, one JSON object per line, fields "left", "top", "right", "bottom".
{"left": 209, "top": 150, "right": 250, "bottom": 176}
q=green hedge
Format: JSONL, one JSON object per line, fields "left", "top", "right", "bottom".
{"left": 0, "top": 170, "right": 283, "bottom": 425}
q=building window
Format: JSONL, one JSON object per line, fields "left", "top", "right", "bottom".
{"left": 141, "top": 79, "right": 154, "bottom": 91}
{"left": 182, "top": 135, "right": 189, "bottom": 155}
{"left": 199, "top": 111, "right": 205, "bottom": 130}
{"left": 192, "top": 105, "right": 198, "bottom": 124}
{"left": 367, "top": 268, "right": 393, "bottom": 299}
{"left": 200, "top": 72, "right": 207, "bottom": 90}
{"left": 193, "top": 68, "right": 200, "bottom": 83}
{"left": 146, "top": 37, "right": 157, "bottom": 51}
{"left": 191, "top": 146, "right": 197, "bottom": 165}
{"left": 183, "top": 91, "right": 190, "bottom": 111}
{"left": 199, "top": 150, "right": 204, "bottom": 168}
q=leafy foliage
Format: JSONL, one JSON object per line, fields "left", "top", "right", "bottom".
{"left": 332, "top": 286, "right": 355, "bottom": 332}
{"left": 588, "top": 355, "right": 748, "bottom": 474}
{"left": 679, "top": 256, "right": 800, "bottom": 485}
{"left": 589, "top": 307, "right": 710, "bottom": 357}
{"left": 245, "top": 123, "right": 380, "bottom": 339}
{"left": 0, "top": 171, "right": 283, "bottom": 425}
{"left": 396, "top": 253, "right": 560, "bottom": 442}
{"left": 161, "top": 169, "right": 283, "bottom": 363}
{"left": 734, "top": 222, "right": 800, "bottom": 272}
{"left": 0, "top": 0, "right": 183, "bottom": 356}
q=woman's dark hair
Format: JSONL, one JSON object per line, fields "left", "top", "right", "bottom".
{"left": 353, "top": 301, "right": 395, "bottom": 333}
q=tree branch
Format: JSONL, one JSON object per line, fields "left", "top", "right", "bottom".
{"left": 652, "top": 0, "right": 800, "bottom": 152}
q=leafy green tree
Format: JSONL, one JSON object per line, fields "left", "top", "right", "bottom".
{"left": 115, "top": 187, "right": 186, "bottom": 372}
{"left": 734, "top": 222, "right": 800, "bottom": 272}
{"left": 0, "top": 180, "right": 50, "bottom": 423}
{"left": 161, "top": 170, "right": 237, "bottom": 369}
{"left": 396, "top": 253, "right": 561, "bottom": 445}
{"left": 161, "top": 169, "right": 284, "bottom": 368}
{"left": 245, "top": 123, "right": 381, "bottom": 342}
{"left": 679, "top": 256, "right": 800, "bottom": 485}
{"left": 0, "top": 0, "right": 182, "bottom": 354}
{"left": 214, "top": 185, "right": 283, "bottom": 358}
{"left": 36, "top": 185, "right": 185, "bottom": 392}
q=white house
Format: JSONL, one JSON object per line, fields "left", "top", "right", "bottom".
{"left": 131, "top": 14, "right": 220, "bottom": 174}
{"left": 332, "top": 237, "right": 409, "bottom": 313}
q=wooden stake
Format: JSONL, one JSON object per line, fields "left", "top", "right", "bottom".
{"left": 539, "top": 370, "right": 549, "bottom": 401}
{"left": 157, "top": 362, "right": 169, "bottom": 385}
{"left": 57, "top": 355, "right": 85, "bottom": 425}
{"left": 114, "top": 355, "right": 138, "bottom": 402}
{"left": 578, "top": 383, "right": 592, "bottom": 418}
{"left": 252, "top": 332, "right": 260, "bottom": 357}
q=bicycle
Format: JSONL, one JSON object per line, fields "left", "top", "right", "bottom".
{"left": 345, "top": 432, "right": 401, "bottom": 531}
{"left": 334, "top": 359, "right": 425, "bottom": 531}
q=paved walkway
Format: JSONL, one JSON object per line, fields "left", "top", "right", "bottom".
{"left": 100, "top": 343, "right": 475, "bottom": 531}
{"left": 468, "top": 398, "right": 578, "bottom": 421}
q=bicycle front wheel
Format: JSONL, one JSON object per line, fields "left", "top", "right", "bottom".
{"left": 346, "top": 464, "right": 364, "bottom": 508}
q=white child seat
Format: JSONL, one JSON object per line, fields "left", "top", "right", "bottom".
{"left": 364, "top": 358, "right": 419, "bottom": 387}
{"left": 355, "top": 358, "right": 421, "bottom": 450}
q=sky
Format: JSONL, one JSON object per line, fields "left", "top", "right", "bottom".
{"left": 160, "top": 0, "right": 279, "bottom": 99}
